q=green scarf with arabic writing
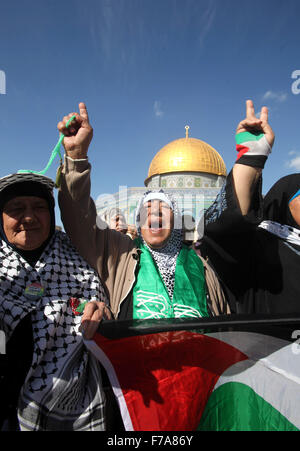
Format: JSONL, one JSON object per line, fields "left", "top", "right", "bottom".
{"left": 133, "top": 239, "right": 208, "bottom": 319}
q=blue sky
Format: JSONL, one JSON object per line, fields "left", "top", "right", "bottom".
{"left": 0, "top": 0, "right": 300, "bottom": 227}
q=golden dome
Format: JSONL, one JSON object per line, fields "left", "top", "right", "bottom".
{"left": 146, "top": 126, "right": 227, "bottom": 181}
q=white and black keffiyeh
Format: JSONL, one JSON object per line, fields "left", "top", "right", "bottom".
{"left": 259, "top": 220, "right": 300, "bottom": 247}
{"left": 0, "top": 231, "right": 108, "bottom": 431}
{"left": 136, "top": 191, "right": 183, "bottom": 300}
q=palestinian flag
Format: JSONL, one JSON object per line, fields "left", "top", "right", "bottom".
{"left": 235, "top": 131, "right": 271, "bottom": 169}
{"left": 85, "top": 314, "right": 300, "bottom": 431}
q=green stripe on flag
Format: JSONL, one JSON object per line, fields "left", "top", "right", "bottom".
{"left": 236, "top": 131, "right": 264, "bottom": 144}
{"left": 198, "top": 382, "right": 299, "bottom": 431}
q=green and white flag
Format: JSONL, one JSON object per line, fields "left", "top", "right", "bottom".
{"left": 198, "top": 331, "right": 300, "bottom": 431}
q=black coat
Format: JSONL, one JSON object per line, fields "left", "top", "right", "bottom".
{"left": 199, "top": 171, "right": 300, "bottom": 315}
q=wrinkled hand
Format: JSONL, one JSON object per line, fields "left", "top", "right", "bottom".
{"left": 80, "top": 301, "right": 112, "bottom": 340}
{"left": 57, "top": 102, "right": 93, "bottom": 159}
{"left": 236, "top": 99, "right": 275, "bottom": 148}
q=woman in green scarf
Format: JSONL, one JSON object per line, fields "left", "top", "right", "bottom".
{"left": 57, "top": 103, "right": 230, "bottom": 328}
{"left": 132, "top": 190, "right": 210, "bottom": 319}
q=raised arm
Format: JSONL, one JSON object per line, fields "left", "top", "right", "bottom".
{"left": 57, "top": 103, "right": 103, "bottom": 268}
{"left": 57, "top": 103, "right": 133, "bottom": 274}
{"left": 200, "top": 101, "right": 275, "bottom": 311}
{"left": 233, "top": 100, "right": 275, "bottom": 215}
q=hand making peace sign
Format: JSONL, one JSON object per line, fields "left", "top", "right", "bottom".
{"left": 236, "top": 99, "right": 275, "bottom": 148}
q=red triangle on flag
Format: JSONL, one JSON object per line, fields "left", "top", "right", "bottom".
{"left": 93, "top": 330, "right": 248, "bottom": 430}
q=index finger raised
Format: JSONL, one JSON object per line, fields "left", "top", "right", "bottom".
{"left": 78, "top": 102, "right": 90, "bottom": 122}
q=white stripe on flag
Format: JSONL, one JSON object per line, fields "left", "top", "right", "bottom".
{"left": 84, "top": 339, "right": 134, "bottom": 431}
{"left": 207, "top": 332, "right": 300, "bottom": 428}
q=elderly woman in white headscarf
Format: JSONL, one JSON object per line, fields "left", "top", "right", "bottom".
{"left": 57, "top": 103, "right": 230, "bottom": 321}
{"left": 132, "top": 190, "right": 208, "bottom": 319}
{"left": 102, "top": 208, "right": 137, "bottom": 240}
{"left": 0, "top": 172, "right": 111, "bottom": 431}
{"left": 104, "top": 208, "right": 128, "bottom": 234}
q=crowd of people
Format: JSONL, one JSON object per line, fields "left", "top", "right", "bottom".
{"left": 0, "top": 99, "right": 299, "bottom": 430}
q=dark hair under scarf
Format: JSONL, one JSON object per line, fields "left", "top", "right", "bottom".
{"left": 263, "top": 174, "right": 300, "bottom": 229}
{"left": 0, "top": 174, "right": 56, "bottom": 265}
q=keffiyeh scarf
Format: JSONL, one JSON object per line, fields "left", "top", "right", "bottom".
{"left": 259, "top": 220, "right": 300, "bottom": 248}
{"left": 0, "top": 231, "right": 108, "bottom": 431}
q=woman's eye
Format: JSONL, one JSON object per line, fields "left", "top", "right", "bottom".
{"left": 5, "top": 207, "right": 23, "bottom": 214}
{"left": 33, "top": 203, "right": 48, "bottom": 210}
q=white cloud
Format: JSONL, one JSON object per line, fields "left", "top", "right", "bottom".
{"left": 286, "top": 151, "right": 300, "bottom": 171}
{"left": 262, "top": 91, "right": 288, "bottom": 103}
{"left": 154, "top": 100, "right": 164, "bottom": 118}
